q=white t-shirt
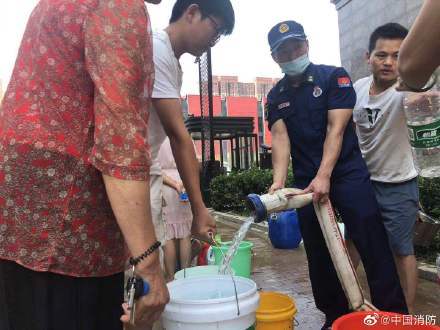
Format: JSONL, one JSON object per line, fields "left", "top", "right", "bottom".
{"left": 353, "top": 76, "right": 417, "bottom": 183}
{"left": 148, "top": 29, "right": 183, "bottom": 175}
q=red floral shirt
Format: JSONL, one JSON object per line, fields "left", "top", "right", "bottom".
{"left": 0, "top": 0, "right": 153, "bottom": 277}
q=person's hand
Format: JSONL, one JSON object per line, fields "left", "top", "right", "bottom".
{"left": 191, "top": 207, "right": 216, "bottom": 242}
{"left": 121, "top": 259, "right": 169, "bottom": 328}
{"left": 174, "top": 181, "right": 185, "bottom": 195}
{"left": 268, "top": 181, "right": 284, "bottom": 194}
{"left": 401, "top": 89, "right": 438, "bottom": 108}
{"left": 303, "top": 174, "right": 330, "bottom": 203}
{"left": 395, "top": 77, "right": 413, "bottom": 92}
{"left": 396, "top": 75, "right": 437, "bottom": 92}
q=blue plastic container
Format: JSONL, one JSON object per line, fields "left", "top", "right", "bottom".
{"left": 268, "top": 210, "right": 302, "bottom": 249}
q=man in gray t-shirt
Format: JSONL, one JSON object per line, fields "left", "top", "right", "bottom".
{"left": 350, "top": 23, "right": 419, "bottom": 314}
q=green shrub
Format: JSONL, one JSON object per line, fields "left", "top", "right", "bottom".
{"left": 415, "top": 177, "right": 440, "bottom": 263}
{"left": 419, "top": 177, "right": 440, "bottom": 218}
{"left": 210, "top": 168, "right": 293, "bottom": 214}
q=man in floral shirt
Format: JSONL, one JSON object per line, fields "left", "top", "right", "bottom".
{"left": 0, "top": 0, "right": 205, "bottom": 329}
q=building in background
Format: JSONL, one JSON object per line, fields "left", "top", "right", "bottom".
{"left": 237, "top": 82, "right": 255, "bottom": 98}
{"left": 255, "top": 77, "right": 278, "bottom": 100}
{"left": 185, "top": 75, "right": 279, "bottom": 169}
{"left": 212, "top": 75, "right": 239, "bottom": 98}
{"left": 212, "top": 75, "right": 279, "bottom": 100}
{"left": 186, "top": 75, "right": 279, "bottom": 149}
{"left": 331, "top": 0, "right": 423, "bottom": 81}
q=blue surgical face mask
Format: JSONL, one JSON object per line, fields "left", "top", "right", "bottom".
{"left": 279, "top": 54, "right": 310, "bottom": 77}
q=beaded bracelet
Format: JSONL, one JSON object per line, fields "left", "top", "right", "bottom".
{"left": 129, "top": 241, "right": 161, "bottom": 267}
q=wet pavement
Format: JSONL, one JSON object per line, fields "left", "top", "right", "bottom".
{"left": 216, "top": 218, "right": 440, "bottom": 329}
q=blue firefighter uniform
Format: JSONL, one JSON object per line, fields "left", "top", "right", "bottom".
{"left": 266, "top": 63, "right": 407, "bottom": 327}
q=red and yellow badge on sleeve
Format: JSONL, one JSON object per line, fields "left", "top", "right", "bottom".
{"left": 337, "top": 76, "right": 352, "bottom": 88}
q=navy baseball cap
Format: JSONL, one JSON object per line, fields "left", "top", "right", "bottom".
{"left": 268, "top": 20, "right": 307, "bottom": 53}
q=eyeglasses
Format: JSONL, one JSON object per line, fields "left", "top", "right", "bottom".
{"left": 207, "top": 15, "right": 222, "bottom": 46}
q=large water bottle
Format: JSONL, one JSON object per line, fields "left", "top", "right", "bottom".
{"left": 403, "top": 68, "right": 440, "bottom": 177}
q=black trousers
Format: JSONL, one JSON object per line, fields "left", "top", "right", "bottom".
{"left": 0, "top": 259, "right": 124, "bottom": 330}
{"left": 295, "top": 171, "right": 408, "bottom": 325}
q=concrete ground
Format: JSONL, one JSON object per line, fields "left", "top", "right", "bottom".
{"left": 215, "top": 216, "right": 440, "bottom": 329}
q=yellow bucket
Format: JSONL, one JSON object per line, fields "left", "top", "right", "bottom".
{"left": 256, "top": 291, "right": 297, "bottom": 330}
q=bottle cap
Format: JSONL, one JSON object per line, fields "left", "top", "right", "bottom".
{"left": 179, "top": 192, "right": 189, "bottom": 202}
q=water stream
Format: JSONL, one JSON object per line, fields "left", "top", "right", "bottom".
{"left": 219, "top": 216, "right": 255, "bottom": 275}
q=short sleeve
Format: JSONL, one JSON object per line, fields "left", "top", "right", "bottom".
{"left": 265, "top": 92, "right": 283, "bottom": 130}
{"left": 151, "top": 34, "right": 180, "bottom": 99}
{"left": 84, "top": 0, "right": 153, "bottom": 180}
{"left": 328, "top": 67, "right": 356, "bottom": 110}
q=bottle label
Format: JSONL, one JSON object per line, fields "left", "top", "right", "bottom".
{"left": 407, "top": 119, "right": 440, "bottom": 148}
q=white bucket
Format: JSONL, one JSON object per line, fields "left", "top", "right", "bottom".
{"left": 162, "top": 275, "right": 260, "bottom": 330}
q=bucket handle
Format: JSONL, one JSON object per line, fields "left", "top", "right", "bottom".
{"left": 293, "top": 317, "right": 299, "bottom": 327}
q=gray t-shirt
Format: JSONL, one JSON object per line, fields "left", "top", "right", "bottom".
{"left": 353, "top": 76, "right": 417, "bottom": 182}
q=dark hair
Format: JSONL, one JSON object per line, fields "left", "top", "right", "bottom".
{"left": 368, "top": 23, "right": 408, "bottom": 53}
{"left": 170, "top": 0, "right": 235, "bottom": 35}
